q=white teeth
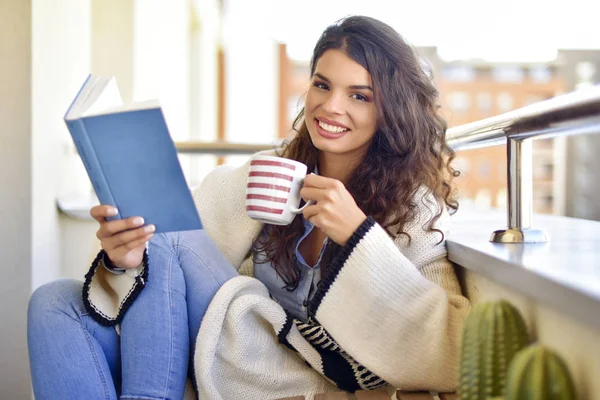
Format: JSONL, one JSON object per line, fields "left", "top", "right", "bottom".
{"left": 318, "top": 120, "right": 348, "bottom": 133}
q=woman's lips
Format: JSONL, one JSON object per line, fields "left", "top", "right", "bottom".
{"left": 317, "top": 117, "right": 349, "bottom": 130}
{"left": 315, "top": 118, "right": 349, "bottom": 139}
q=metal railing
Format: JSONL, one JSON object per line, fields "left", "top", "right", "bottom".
{"left": 446, "top": 85, "right": 600, "bottom": 243}
{"left": 175, "top": 85, "right": 600, "bottom": 243}
{"left": 175, "top": 141, "right": 278, "bottom": 155}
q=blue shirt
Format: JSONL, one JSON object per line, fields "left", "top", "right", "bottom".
{"left": 254, "top": 217, "right": 331, "bottom": 322}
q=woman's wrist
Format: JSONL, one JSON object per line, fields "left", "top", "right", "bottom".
{"left": 101, "top": 251, "right": 126, "bottom": 275}
{"left": 338, "top": 213, "right": 368, "bottom": 246}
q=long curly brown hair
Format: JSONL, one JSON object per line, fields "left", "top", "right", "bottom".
{"left": 253, "top": 16, "right": 459, "bottom": 290}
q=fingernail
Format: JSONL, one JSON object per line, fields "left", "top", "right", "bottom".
{"left": 133, "top": 217, "right": 144, "bottom": 225}
{"left": 145, "top": 224, "right": 155, "bottom": 233}
{"left": 108, "top": 208, "right": 118, "bottom": 216}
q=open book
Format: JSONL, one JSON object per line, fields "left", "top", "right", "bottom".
{"left": 64, "top": 74, "right": 202, "bottom": 233}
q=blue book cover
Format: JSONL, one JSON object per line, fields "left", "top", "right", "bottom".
{"left": 64, "top": 75, "right": 202, "bottom": 233}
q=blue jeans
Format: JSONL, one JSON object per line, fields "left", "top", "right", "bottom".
{"left": 28, "top": 230, "right": 238, "bottom": 400}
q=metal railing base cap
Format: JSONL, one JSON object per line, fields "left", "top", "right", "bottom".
{"left": 490, "top": 228, "right": 549, "bottom": 243}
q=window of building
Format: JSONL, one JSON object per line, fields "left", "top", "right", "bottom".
{"left": 529, "top": 66, "right": 552, "bottom": 83}
{"left": 476, "top": 92, "right": 493, "bottom": 112}
{"left": 442, "top": 65, "right": 475, "bottom": 82}
{"left": 575, "top": 62, "right": 597, "bottom": 87}
{"left": 497, "top": 92, "right": 514, "bottom": 112}
{"left": 446, "top": 91, "right": 471, "bottom": 112}
{"left": 492, "top": 66, "right": 524, "bottom": 83}
{"left": 477, "top": 160, "right": 491, "bottom": 178}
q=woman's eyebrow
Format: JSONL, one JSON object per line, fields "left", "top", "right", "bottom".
{"left": 314, "top": 73, "right": 373, "bottom": 92}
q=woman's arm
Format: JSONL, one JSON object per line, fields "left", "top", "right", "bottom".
{"left": 305, "top": 195, "right": 469, "bottom": 392}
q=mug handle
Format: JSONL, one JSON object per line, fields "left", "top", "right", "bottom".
{"left": 290, "top": 199, "right": 315, "bottom": 214}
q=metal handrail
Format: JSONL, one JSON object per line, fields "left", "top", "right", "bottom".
{"left": 175, "top": 141, "right": 277, "bottom": 155}
{"left": 447, "top": 85, "right": 600, "bottom": 243}
{"left": 446, "top": 85, "right": 600, "bottom": 149}
{"left": 175, "top": 85, "right": 600, "bottom": 243}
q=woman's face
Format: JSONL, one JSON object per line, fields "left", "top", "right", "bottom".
{"left": 304, "top": 49, "right": 378, "bottom": 160}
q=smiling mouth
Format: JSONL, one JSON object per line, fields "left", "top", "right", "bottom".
{"left": 317, "top": 119, "right": 349, "bottom": 134}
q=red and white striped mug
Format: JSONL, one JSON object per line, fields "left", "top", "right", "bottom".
{"left": 246, "top": 155, "right": 314, "bottom": 225}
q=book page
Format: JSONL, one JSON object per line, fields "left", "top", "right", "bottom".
{"left": 81, "top": 77, "right": 124, "bottom": 117}
{"left": 66, "top": 75, "right": 160, "bottom": 119}
{"left": 85, "top": 99, "right": 161, "bottom": 117}
{"left": 65, "top": 75, "right": 100, "bottom": 119}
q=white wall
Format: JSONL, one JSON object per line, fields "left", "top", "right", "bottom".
{"left": 0, "top": 2, "right": 33, "bottom": 397}
{"left": 32, "top": 0, "right": 92, "bottom": 288}
{"left": 0, "top": 0, "right": 93, "bottom": 396}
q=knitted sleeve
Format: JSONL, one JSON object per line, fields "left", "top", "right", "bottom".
{"left": 297, "top": 192, "right": 469, "bottom": 392}
{"left": 82, "top": 249, "right": 148, "bottom": 326}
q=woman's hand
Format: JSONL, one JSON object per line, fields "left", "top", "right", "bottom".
{"left": 300, "top": 174, "right": 367, "bottom": 246}
{"left": 90, "top": 205, "right": 155, "bottom": 269}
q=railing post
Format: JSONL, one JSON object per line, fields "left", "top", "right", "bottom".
{"left": 509, "top": 138, "right": 532, "bottom": 230}
{"left": 490, "top": 137, "right": 549, "bottom": 243}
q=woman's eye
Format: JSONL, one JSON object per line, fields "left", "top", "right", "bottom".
{"left": 352, "top": 93, "right": 368, "bottom": 102}
{"left": 313, "top": 82, "right": 329, "bottom": 90}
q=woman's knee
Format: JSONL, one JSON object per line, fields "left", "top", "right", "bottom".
{"left": 28, "top": 279, "right": 84, "bottom": 322}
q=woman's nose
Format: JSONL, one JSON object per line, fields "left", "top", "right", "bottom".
{"left": 322, "top": 93, "right": 344, "bottom": 114}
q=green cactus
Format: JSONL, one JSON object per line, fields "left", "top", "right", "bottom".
{"left": 505, "top": 344, "right": 576, "bottom": 400}
{"left": 458, "top": 300, "right": 530, "bottom": 400}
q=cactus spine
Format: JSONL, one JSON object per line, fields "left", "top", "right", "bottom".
{"left": 505, "top": 344, "right": 576, "bottom": 400}
{"left": 459, "top": 300, "right": 530, "bottom": 400}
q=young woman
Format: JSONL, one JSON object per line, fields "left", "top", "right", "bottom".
{"left": 28, "top": 15, "right": 469, "bottom": 400}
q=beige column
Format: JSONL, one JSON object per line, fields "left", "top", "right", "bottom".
{"left": 222, "top": 0, "right": 280, "bottom": 165}
{"left": 91, "top": 0, "right": 135, "bottom": 103}
{"left": 0, "top": 2, "right": 33, "bottom": 398}
{"left": 187, "top": 0, "right": 221, "bottom": 185}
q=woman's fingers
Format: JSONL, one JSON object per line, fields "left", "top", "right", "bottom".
{"left": 109, "top": 233, "right": 154, "bottom": 260}
{"left": 90, "top": 205, "right": 118, "bottom": 223}
{"left": 105, "top": 234, "right": 153, "bottom": 270}
{"left": 102, "top": 224, "right": 155, "bottom": 251}
{"left": 299, "top": 186, "right": 322, "bottom": 202}
{"left": 90, "top": 206, "right": 152, "bottom": 269}
{"left": 120, "top": 233, "right": 154, "bottom": 251}
{"left": 96, "top": 216, "right": 146, "bottom": 240}
{"left": 299, "top": 176, "right": 366, "bottom": 245}
{"left": 303, "top": 173, "right": 337, "bottom": 188}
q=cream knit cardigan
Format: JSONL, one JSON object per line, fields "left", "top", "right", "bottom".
{"left": 83, "top": 152, "right": 470, "bottom": 400}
